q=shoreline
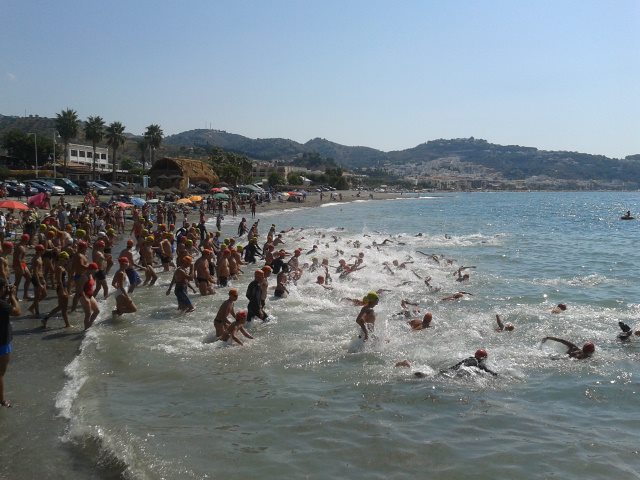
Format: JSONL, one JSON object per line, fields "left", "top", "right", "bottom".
{"left": 0, "top": 188, "right": 404, "bottom": 478}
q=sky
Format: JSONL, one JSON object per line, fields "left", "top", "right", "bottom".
{"left": 1, "top": 0, "right": 639, "bottom": 158}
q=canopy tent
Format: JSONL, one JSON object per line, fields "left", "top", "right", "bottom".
{"left": 189, "top": 195, "right": 203, "bottom": 202}
{"left": 213, "top": 193, "right": 229, "bottom": 200}
{"left": 176, "top": 198, "right": 192, "bottom": 204}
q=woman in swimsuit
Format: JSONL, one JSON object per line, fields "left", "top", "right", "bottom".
{"left": 80, "top": 263, "right": 100, "bottom": 330}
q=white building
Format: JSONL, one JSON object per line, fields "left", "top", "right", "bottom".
{"left": 67, "top": 143, "right": 110, "bottom": 170}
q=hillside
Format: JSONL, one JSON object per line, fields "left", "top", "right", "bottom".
{"left": 2, "top": 114, "right": 640, "bottom": 186}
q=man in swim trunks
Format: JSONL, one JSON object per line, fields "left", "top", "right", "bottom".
{"left": 12, "top": 234, "right": 32, "bottom": 300}
{"left": 194, "top": 249, "right": 215, "bottom": 295}
{"left": 355, "top": 291, "right": 379, "bottom": 341}
{"left": 0, "top": 278, "right": 21, "bottom": 407}
{"left": 166, "top": 256, "right": 195, "bottom": 313}
{"left": 92, "top": 240, "right": 109, "bottom": 299}
{"left": 118, "top": 239, "right": 143, "bottom": 293}
{"left": 213, "top": 288, "right": 239, "bottom": 337}
{"left": 159, "top": 233, "right": 174, "bottom": 271}
{"left": 541, "top": 336, "right": 595, "bottom": 359}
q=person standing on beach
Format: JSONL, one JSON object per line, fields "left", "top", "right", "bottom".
{"left": 12, "top": 234, "right": 32, "bottom": 300}
{"left": 0, "top": 278, "right": 21, "bottom": 408}
{"left": 80, "top": 263, "right": 100, "bottom": 330}
{"left": 111, "top": 257, "right": 137, "bottom": 317}
{"left": 166, "top": 256, "right": 196, "bottom": 313}
{"left": 41, "top": 252, "right": 71, "bottom": 328}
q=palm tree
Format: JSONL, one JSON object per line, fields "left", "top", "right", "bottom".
{"left": 144, "top": 124, "right": 163, "bottom": 167}
{"left": 105, "top": 121, "right": 126, "bottom": 179}
{"left": 84, "top": 116, "right": 105, "bottom": 180}
{"left": 136, "top": 138, "right": 148, "bottom": 174}
{"left": 55, "top": 108, "right": 80, "bottom": 174}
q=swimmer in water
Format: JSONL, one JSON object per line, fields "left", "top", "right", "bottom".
{"left": 441, "top": 291, "right": 472, "bottom": 301}
{"left": 617, "top": 321, "right": 640, "bottom": 341}
{"left": 315, "top": 275, "right": 333, "bottom": 290}
{"left": 355, "top": 291, "right": 379, "bottom": 341}
{"left": 218, "top": 310, "right": 254, "bottom": 345}
{"left": 408, "top": 313, "right": 432, "bottom": 330}
{"left": 439, "top": 349, "right": 497, "bottom": 377}
{"left": 495, "top": 314, "right": 514, "bottom": 332}
{"left": 551, "top": 303, "right": 567, "bottom": 314}
{"left": 541, "top": 336, "right": 595, "bottom": 359}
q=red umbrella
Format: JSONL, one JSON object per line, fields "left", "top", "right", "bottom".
{"left": 0, "top": 200, "right": 29, "bottom": 210}
{"left": 210, "top": 187, "right": 224, "bottom": 193}
{"left": 115, "top": 202, "right": 133, "bottom": 209}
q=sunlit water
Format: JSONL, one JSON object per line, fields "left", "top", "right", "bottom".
{"left": 56, "top": 192, "right": 640, "bottom": 479}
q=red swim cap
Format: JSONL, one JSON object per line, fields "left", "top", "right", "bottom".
{"left": 87, "top": 262, "right": 99, "bottom": 270}
{"left": 583, "top": 342, "right": 595, "bottom": 354}
{"left": 2, "top": 241, "right": 13, "bottom": 250}
{"left": 95, "top": 240, "right": 105, "bottom": 249}
{"left": 475, "top": 349, "right": 488, "bottom": 359}
{"left": 235, "top": 310, "right": 248, "bottom": 320}
{"left": 118, "top": 256, "right": 129, "bottom": 264}
{"left": 21, "top": 234, "right": 30, "bottom": 242}
{"left": 77, "top": 241, "right": 88, "bottom": 250}
{"left": 35, "top": 244, "right": 45, "bottom": 252}
{"left": 127, "top": 239, "right": 134, "bottom": 247}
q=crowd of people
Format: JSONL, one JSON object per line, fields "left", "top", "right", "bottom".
{"left": 1, "top": 192, "right": 631, "bottom": 409}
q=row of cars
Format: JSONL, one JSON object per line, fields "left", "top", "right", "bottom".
{"left": 0, "top": 178, "right": 130, "bottom": 197}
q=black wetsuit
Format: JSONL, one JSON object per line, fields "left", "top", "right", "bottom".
{"left": 243, "top": 243, "right": 261, "bottom": 264}
{"left": 246, "top": 279, "right": 265, "bottom": 322}
{"left": 448, "top": 357, "right": 497, "bottom": 376}
{"left": 271, "top": 257, "right": 286, "bottom": 275}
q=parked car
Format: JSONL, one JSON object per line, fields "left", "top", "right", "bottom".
{"left": 93, "top": 180, "right": 114, "bottom": 190}
{"left": 25, "top": 180, "right": 53, "bottom": 194}
{"left": 2, "top": 180, "right": 26, "bottom": 197}
{"left": 40, "top": 177, "right": 83, "bottom": 195}
{"left": 85, "top": 181, "right": 112, "bottom": 195}
{"left": 30, "top": 179, "right": 65, "bottom": 195}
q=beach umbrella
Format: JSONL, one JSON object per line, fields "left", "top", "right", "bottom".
{"left": 0, "top": 200, "right": 29, "bottom": 210}
{"left": 288, "top": 191, "right": 302, "bottom": 196}
{"left": 220, "top": 187, "right": 230, "bottom": 191}
{"left": 213, "top": 193, "right": 229, "bottom": 200}
{"left": 210, "top": 187, "right": 224, "bottom": 193}
{"left": 147, "top": 198, "right": 160, "bottom": 204}
{"left": 114, "top": 201, "right": 133, "bottom": 209}
{"left": 189, "top": 195, "right": 203, "bottom": 202}
{"left": 176, "top": 198, "right": 192, "bottom": 204}
{"left": 130, "top": 197, "right": 146, "bottom": 207}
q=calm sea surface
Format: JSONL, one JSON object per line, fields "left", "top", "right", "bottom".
{"left": 12, "top": 192, "right": 640, "bottom": 479}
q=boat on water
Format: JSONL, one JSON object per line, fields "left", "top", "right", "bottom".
{"left": 621, "top": 211, "right": 634, "bottom": 220}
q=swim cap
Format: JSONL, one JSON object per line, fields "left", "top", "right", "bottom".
{"left": 107, "top": 228, "right": 115, "bottom": 235}
{"left": 65, "top": 224, "right": 73, "bottom": 231}
{"left": 127, "top": 239, "right": 134, "bottom": 247}
{"left": 46, "top": 230, "right": 55, "bottom": 238}
{"left": 95, "top": 240, "right": 105, "bottom": 249}
{"left": 185, "top": 239, "right": 193, "bottom": 246}
{"left": 262, "top": 265, "right": 272, "bottom": 273}
{"left": 118, "top": 256, "right": 129, "bottom": 264}
{"left": 2, "top": 241, "right": 13, "bottom": 250}
{"left": 364, "top": 291, "right": 379, "bottom": 303}
{"left": 75, "top": 229, "right": 86, "bottom": 238}
{"left": 235, "top": 310, "right": 248, "bottom": 321}
{"left": 58, "top": 251, "right": 69, "bottom": 260}
{"left": 254, "top": 269, "right": 264, "bottom": 278}
{"left": 21, "top": 233, "right": 30, "bottom": 242}
{"left": 236, "top": 245, "right": 243, "bottom": 252}
{"left": 39, "top": 224, "right": 47, "bottom": 231}
{"left": 87, "top": 262, "right": 99, "bottom": 270}
{"left": 229, "top": 288, "right": 238, "bottom": 297}
{"left": 475, "top": 349, "right": 488, "bottom": 359}
{"left": 202, "top": 249, "right": 213, "bottom": 256}
{"left": 35, "top": 244, "right": 45, "bottom": 252}
{"left": 146, "top": 236, "right": 154, "bottom": 242}
{"left": 182, "top": 255, "right": 193, "bottom": 265}
{"left": 583, "top": 342, "right": 595, "bottom": 354}
{"left": 77, "top": 241, "right": 88, "bottom": 250}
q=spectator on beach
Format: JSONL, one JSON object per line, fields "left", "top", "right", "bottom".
{"left": 0, "top": 279, "right": 20, "bottom": 408}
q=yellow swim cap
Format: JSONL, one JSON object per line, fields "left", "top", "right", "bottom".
{"left": 363, "top": 291, "right": 379, "bottom": 303}
{"left": 58, "top": 251, "right": 70, "bottom": 260}
{"left": 75, "top": 229, "right": 86, "bottom": 238}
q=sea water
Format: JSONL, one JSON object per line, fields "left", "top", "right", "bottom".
{"left": 49, "top": 192, "right": 640, "bottom": 478}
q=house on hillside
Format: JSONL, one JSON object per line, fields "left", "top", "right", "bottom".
{"left": 148, "top": 157, "right": 218, "bottom": 191}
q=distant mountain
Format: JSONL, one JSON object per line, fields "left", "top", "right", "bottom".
{"left": 3, "top": 114, "right": 640, "bottom": 186}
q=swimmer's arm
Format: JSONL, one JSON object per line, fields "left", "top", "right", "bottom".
{"left": 479, "top": 364, "right": 498, "bottom": 376}
{"left": 239, "top": 326, "right": 254, "bottom": 339}
{"left": 496, "top": 314, "right": 505, "bottom": 330}
{"left": 542, "top": 336, "right": 578, "bottom": 351}
{"left": 166, "top": 276, "right": 175, "bottom": 295}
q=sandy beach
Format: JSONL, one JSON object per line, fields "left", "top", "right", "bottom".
{"left": 0, "top": 188, "right": 404, "bottom": 478}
